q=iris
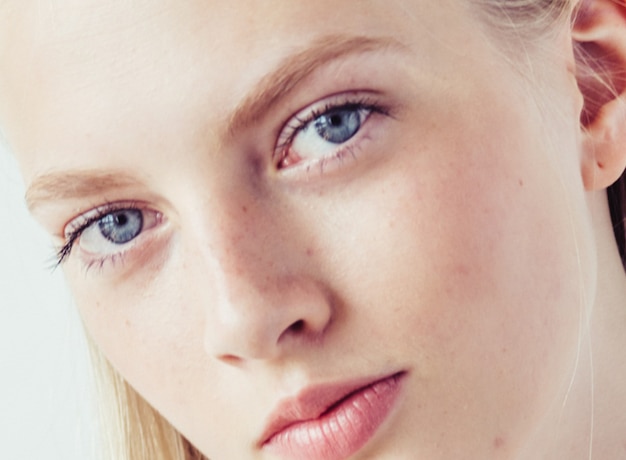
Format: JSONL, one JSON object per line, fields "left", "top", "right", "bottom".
{"left": 98, "top": 210, "right": 143, "bottom": 245}
{"left": 313, "top": 107, "right": 362, "bottom": 144}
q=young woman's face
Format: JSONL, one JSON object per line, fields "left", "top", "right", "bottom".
{"left": 1, "top": 1, "right": 596, "bottom": 458}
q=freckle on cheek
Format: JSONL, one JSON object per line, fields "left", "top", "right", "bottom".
{"left": 493, "top": 436, "right": 506, "bottom": 449}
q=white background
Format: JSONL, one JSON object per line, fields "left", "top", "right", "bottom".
{"left": 0, "top": 144, "right": 94, "bottom": 459}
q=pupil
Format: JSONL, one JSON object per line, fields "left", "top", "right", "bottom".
{"left": 329, "top": 114, "right": 343, "bottom": 126}
{"left": 115, "top": 214, "right": 128, "bottom": 226}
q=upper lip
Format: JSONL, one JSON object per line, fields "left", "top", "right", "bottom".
{"left": 258, "top": 371, "right": 404, "bottom": 446}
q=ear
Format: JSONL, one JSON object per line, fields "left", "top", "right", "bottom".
{"left": 572, "top": 0, "right": 626, "bottom": 191}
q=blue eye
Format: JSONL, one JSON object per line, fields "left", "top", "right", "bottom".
{"left": 313, "top": 107, "right": 363, "bottom": 144}
{"left": 98, "top": 210, "right": 143, "bottom": 244}
{"left": 56, "top": 204, "right": 162, "bottom": 268}
{"left": 61, "top": 206, "right": 160, "bottom": 261}
{"left": 277, "top": 100, "right": 377, "bottom": 170}
{"left": 275, "top": 93, "right": 389, "bottom": 173}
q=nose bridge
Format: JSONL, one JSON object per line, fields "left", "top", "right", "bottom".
{"left": 191, "top": 194, "right": 332, "bottom": 362}
{"left": 203, "top": 192, "right": 277, "bottom": 307}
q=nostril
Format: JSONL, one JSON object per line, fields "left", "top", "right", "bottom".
{"left": 207, "top": 279, "right": 333, "bottom": 362}
{"left": 288, "top": 320, "right": 305, "bottom": 334}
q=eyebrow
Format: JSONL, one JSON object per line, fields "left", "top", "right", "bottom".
{"left": 25, "top": 35, "right": 404, "bottom": 211}
{"left": 227, "top": 34, "right": 405, "bottom": 134}
{"left": 26, "top": 170, "right": 142, "bottom": 211}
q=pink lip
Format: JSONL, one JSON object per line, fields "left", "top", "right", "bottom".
{"left": 260, "top": 371, "right": 406, "bottom": 460}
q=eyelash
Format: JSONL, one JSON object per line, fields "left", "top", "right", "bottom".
{"left": 52, "top": 98, "right": 387, "bottom": 268}
{"left": 55, "top": 202, "right": 140, "bottom": 269}
{"left": 274, "top": 95, "right": 388, "bottom": 171}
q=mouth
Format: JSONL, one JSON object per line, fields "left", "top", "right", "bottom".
{"left": 259, "top": 371, "right": 406, "bottom": 460}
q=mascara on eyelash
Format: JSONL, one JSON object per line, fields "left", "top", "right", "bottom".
{"left": 55, "top": 202, "right": 142, "bottom": 266}
{"left": 274, "top": 97, "right": 388, "bottom": 158}
{"left": 274, "top": 97, "right": 390, "bottom": 172}
{"left": 54, "top": 215, "right": 100, "bottom": 267}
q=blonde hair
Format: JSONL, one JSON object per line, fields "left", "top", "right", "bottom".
{"left": 90, "top": 341, "right": 205, "bottom": 460}
{"left": 471, "top": 0, "right": 572, "bottom": 35}
{"left": 93, "top": 2, "right": 626, "bottom": 459}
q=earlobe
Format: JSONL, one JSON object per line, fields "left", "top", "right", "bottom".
{"left": 572, "top": 0, "right": 626, "bottom": 191}
{"left": 581, "top": 91, "right": 626, "bottom": 190}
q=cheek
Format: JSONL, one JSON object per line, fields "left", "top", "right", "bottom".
{"left": 441, "top": 144, "right": 580, "bottom": 351}
{"left": 315, "top": 116, "right": 591, "bottom": 447}
{"left": 425, "top": 166, "right": 582, "bottom": 367}
{"left": 68, "top": 267, "right": 242, "bottom": 453}
{"left": 359, "top": 160, "right": 581, "bottom": 344}
{"left": 66, "top": 260, "right": 206, "bottom": 405}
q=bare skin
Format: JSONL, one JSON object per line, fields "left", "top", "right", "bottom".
{"left": 1, "top": 0, "right": 626, "bottom": 458}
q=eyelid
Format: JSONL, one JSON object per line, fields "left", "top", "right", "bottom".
{"left": 80, "top": 208, "right": 161, "bottom": 255}
{"left": 64, "top": 202, "right": 136, "bottom": 236}
{"left": 274, "top": 91, "right": 385, "bottom": 154}
{"left": 272, "top": 91, "right": 390, "bottom": 179}
{"left": 57, "top": 201, "right": 162, "bottom": 267}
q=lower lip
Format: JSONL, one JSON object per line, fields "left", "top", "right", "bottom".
{"left": 263, "top": 373, "right": 405, "bottom": 460}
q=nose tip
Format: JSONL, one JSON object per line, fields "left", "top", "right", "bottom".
{"left": 205, "top": 277, "right": 333, "bottom": 363}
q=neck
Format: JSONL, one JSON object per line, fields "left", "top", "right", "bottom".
{"left": 521, "top": 190, "right": 626, "bottom": 460}
{"left": 583, "top": 190, "right": 626, "bottom": 459}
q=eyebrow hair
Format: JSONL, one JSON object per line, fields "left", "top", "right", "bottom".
{"left": 25, "top": 35, "right": 404, "bottom": 211}
{"left": 26, "top": 170, "right": 143, "bottom": 211}
{"left": 227, "top": 34, "right": 405, "bottom": 134}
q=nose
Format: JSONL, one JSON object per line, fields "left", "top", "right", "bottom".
{"left": 208, "top": 271, "right": 333, "bottom": 363}
{"left": 191, "top": 202, "right": 333, "bottom": 363}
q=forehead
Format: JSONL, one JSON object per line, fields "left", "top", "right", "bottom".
{"left": 0, "top": 0, "right": 476, "bottom": 178}
{"left": 0, "top": 1, "right": 232, "bottom": 156}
